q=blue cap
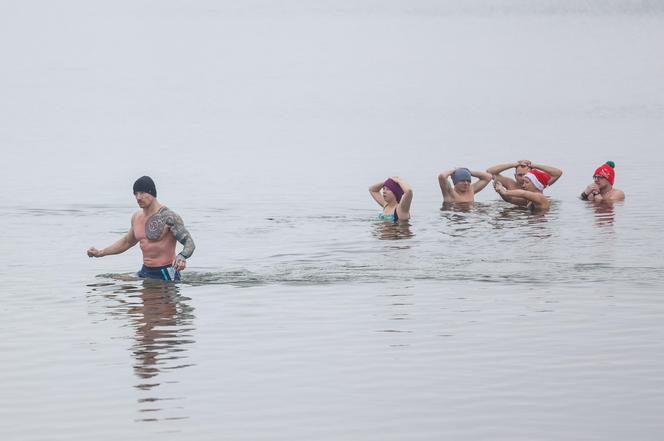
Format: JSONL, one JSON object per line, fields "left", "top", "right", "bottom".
{"left": 451, "top": 168, "right": 472, "bottom": 184}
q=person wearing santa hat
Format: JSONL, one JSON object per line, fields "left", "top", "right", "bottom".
{"left": 486, "top": 159, "right": 562, "bottom": 205}
{"left": 580, "top": 161, "right": 625, "bottom": 202}
{"left": 494, "top": 168, "right": 553, "bottom": 211}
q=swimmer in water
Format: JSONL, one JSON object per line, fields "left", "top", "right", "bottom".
{"left": 86, "top": 176, "right": 196, "bottom": 281}
{"left": 494, "top": 168, "right": 552, "bottom": 212}
{"left": 438, "top": 168, "right": 492, "bottom": 203}
{"left": 486, "top": 159, "right": 562, "bottom": 206}
{"left": 580, "top": 161, "right": 625, "bottom": 202}
{"left": 369, "top": 176, "right": 413, "bottom": 222}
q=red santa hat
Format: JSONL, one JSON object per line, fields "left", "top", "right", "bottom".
{"left": 594, "top": 161, "right": 616, "bottom": 185}
{"left": 524, "top": 169, "right": 551, "bottom": 191}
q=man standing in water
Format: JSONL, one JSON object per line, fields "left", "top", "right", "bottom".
{"left": 580, "top": 161, "right": 625, "bottom": 202}
{"left": 494, "top": 168, "right": 553, "bottom": 212}
{"left": 438, "top": 167, "right": 492, "bottom": 203}
{"left": 87, "top": 176, "right": 195, "bottom": 281}
{"left": 486, "top": 159, "right": 562, "bottom": 205}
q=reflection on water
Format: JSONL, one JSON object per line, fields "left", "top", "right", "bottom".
{"left": 486, "top": 202, "right": 553, "bottom": 240}
{"left": 372, "top": 220, "right": 414, "bottom": 240}
{"left": 439, "top": 202, "right": 492, "bottom": 238}
{"left": 585, "top": 200, "right": 617, "bottom": 226}
{"left": 439, "top": 201, "right": 552, "bottom": 239}
{"left": 440, "top": 202, "right": 474, "bottom": 213}
{"left": 87, "top": 278, "right": 195, "bottom": 422}
{"left": 377, "top": 288, "right": 416, "bottom": 346}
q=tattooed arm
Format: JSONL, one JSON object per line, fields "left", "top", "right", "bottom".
{"left": 161, "top": 208, "right": 196, "bottom": 270}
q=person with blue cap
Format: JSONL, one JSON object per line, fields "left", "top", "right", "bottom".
{"left": 86, "top": 176, "right": 196, "bottom": 281}
{"left": 438, "top": 168, "right": 492, "bottom": 203}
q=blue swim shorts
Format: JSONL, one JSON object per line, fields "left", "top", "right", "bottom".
{"left": 137, "top": 264, "right": 180, "bottom": 281}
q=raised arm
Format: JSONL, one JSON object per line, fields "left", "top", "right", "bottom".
{"left": 530, "top": 162, "right": 563, "bottom": 186}
{"left": 87, "top": 217, "right": 138, "bottom": 258}
{"left": 486, "top": 161, "right": 518, "bottom": 175}
{"left": 580, "top": 182, "right": 600, "bottom": 201}
{"left": 486, "top": 162, "right": 519, "bottom": 188}
{"left": 369, "top": 181, "right": 387, "bottom": 208}
{"left": 471, "top": 170, "right": 492, "bottom": 193}
{"left": 391, "top": 176, "right": 413, "bottom": 215}
{"left": 437, "top": 170, "right": 454, "bottom": 202}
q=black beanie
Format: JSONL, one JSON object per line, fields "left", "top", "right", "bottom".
{"left": 133, "top": 176, "right": 157, "bottom": 197}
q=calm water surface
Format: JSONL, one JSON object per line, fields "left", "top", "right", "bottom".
{"left": 1, "top": 1, "right": 664, "bottom": 440}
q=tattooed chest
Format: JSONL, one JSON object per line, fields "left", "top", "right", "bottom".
{"left": 145, "top": 210, "right": 174, "bottom": 240}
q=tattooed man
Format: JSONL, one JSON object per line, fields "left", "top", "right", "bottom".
{"left": 87, "top": 176, "right": 195, "bottom": 281}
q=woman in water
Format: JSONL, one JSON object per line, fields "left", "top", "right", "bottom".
{"left": 369, "top": 176, "right": 413, "bottom": 222}
{"left": 494, "top": 168, "right": 552, "bottom": 212}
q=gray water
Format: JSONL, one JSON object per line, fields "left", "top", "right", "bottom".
{"left": 2, "top": 1, "right": 664, "bottom": 440}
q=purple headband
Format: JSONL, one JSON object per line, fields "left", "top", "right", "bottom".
{"left": 383, "top": 178, "right": 404, "bottom": 202}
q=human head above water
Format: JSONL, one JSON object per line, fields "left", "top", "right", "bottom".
{"left": 451, "top": 168, "right": 472, "bottom": 185}
{"left": 523, "top": 169, "right": 551, "bottom": 192}
{"left": 133, "top": 176, "right": 157, "bottom": 197}
{"left": 594, "top": 161, "right": 616, "bottom": 185}
{"left": 514, "top": 163, "right": 531, "bottom": 184}
{"left": 382, "top": 178, "right": 404, "bottom": 202}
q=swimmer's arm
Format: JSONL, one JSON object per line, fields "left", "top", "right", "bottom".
{"left": 164, "top": 210, "right": 196, "bottom": 261}
{"left": 590, "top": 189, "right": 625, "bottom": 203}
{"left": 493, "top": 181, "right": 527, "bottom": 205}
{"left": 501, "top": 194, "right": 529, "bottom": 206}
{"left": 581, "top": 183, "right": 599, "bottom": 201}
{"left": 530, "top": 162, "right": 563, "bottom": 186}
{"left": 486, "top": 164, "right": 518, "bottom": 189}
{"left": 486, "top": 162, "right": 518, "bottom": 175}
{"left": 437, "top": 170, "right": 455, "bottom": 202}
{"left": 392, "top": 176, "right": 413, "bottom": 214}
{"left": 369, "top": 181, "right": 387, "bottom": 208}
{"left": 87, "top": 217, "right": 138, "bottom": 258}
{"left": 471, "top": 170, "right": 492, "bottom": 193}
{"left": 501, "top": 188, "right": 547, "bottom": 206}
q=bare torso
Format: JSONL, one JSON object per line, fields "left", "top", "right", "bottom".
{"left": 132, "top": 207, "right": 177, "bottom": 267}
{"left": 448, "top": 189, "right": 475, "bottom": 203}
{"left": 598, "top": 188, "right": 625, "bottom": 202}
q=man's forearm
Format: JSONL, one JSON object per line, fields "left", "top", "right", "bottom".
{"left": 100, "top": 236, "right": 134, "bottom": 256}
{"left": 176, "top": 233, "right": 195, "bottom": 259}
{"left": 486, "top": 162, "right": 516, "bottom": 175}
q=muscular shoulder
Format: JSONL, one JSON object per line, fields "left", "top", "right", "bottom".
{"left": 130, "top": 211, "right": 142, "bottom": 227}
{"left": 610, "top": 189, "right": 626, "bottom": 201}
{"left": 497, "top": 176, "right": 518, "bottom": 189}
{"left": 157, "top": 207, "right": 193, "bottom": 243}
{"left": 157, "top": 206, "right": 184, "bottom": 226}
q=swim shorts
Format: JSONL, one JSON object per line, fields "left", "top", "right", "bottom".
{"left": 137, "top": 264, "right": 180, "bottom": 281}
